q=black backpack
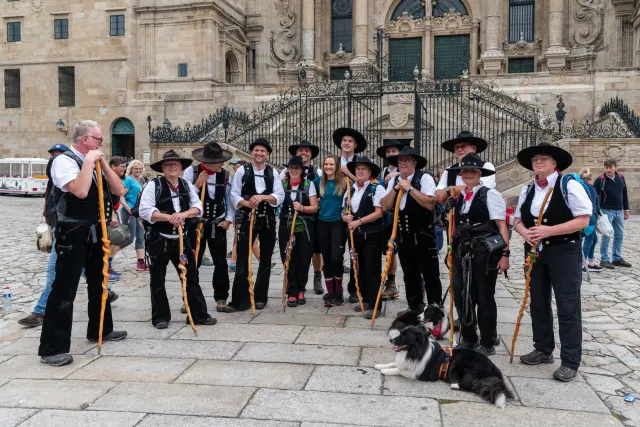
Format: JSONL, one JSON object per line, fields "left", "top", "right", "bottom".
{"left": 131, "top": 176, "right": 158, "bottom": 219}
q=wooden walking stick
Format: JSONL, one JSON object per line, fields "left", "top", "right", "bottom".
{"left": 194, "top": 183, "right": 206, "bottom": 265}
{"left": 247, "top": 208, "right": 257, "bottom": 315}
{"left": 446, "top": 188, "right": 457, "bottom": 345}
{"left": 95, "top": 162, "right": 111, "bottom": 355}
{"left": 510, "top": 187, "right": 553, "bottom": 363}
{"left": 371, "top": 188, "right": 403, "bottom": 328}
{"left": 281, "top": 210, "right": 298, "bottom": 311}
{"left": 178, "top": 224, "right": 197, "bottom": 336}
{"left": 345, "top": 178, "right": 365, "bottom": 314}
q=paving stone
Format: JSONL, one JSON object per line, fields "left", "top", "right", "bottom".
{"left": 582, "top": 373, "right": 626, "bottom": 395}
{"left": 241, "top": 389, "right": 440, "bottom": 426}
{"left": 171, "top": 323, "right": 302, "bottom": 343}
{"left": 91, "top": 382, "right": 255, "bottom": 417}
{"left": 0, "top": 408, "right": 39, "bottom": 427}
{"left": 137, "top": 415, "right": 298, "bottom": 427}
{"left": 85, "top": 339, "right": 243, "bottom": 360}
{"left": 63, "top": 321, "right": 186, "bottom": 340}
{"left": 305, "top": 366, "right": 382, "bottom": 395}
{"left": 495, "top": 297, "right": 520, "bottom": 308}
{"left": 68, "top": 356, "right": 195, "bottom": 383}
{"left": 17, "top": 410, "right": 145, "bottom": 427}
{"left": 603, "top": 394, "right": 640, "bottom": 427}
{"left": 250, "top": 312, "right": 346, "bottom": 327}
{"left": 0, "top": 355, "right": 98, "bottom": 379}
{"left": 496, "top": 322, "right": 533, "bottom": 337}
{"left": 0, "top": 338, "right": 95, "bottom": 356}
{"left": 234, "top": 342, "right": 360, "bottom": 366}
{"left": 343, "top": 315, "right": 393, "bottom": 330}
{"left": 295, "top": 326, "right": 388, "bottom": 348}
{"left": 0, "top": 379, "right": 116, "bottom": 410}
{"left": 359, "top": 347, "right": 397, "bottom": 368}
{"left": 383, "top": 375, "right": 488, "bottom": 402}
{"left": 510, "top": 377, "right": 610, "bottom": 414}
{"left": 606, "top": 329, "right": 640, "bottom": 346}
{"left": 496, "top": 307, "right": 531, "bottom": 324}
{"left": 175, "top": 360, "right": 313, "bottom": 390}
{"left": 302, "top": 424, "right": 378, "bottom": 427}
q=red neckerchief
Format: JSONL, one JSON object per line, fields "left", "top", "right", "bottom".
{"left": 200, "top": 163, "right": 216, "bottom": 176}
{"left": 290, "top": 178, "right": 301, "bottom": 187}
{"left": 357, "top": 181, "right": 365, "bottom": 188}
{"left": 463, "top": 191, "right": 474, "bottom": 202}
{"left": 166, "top": 180, "right": 180, "bottom": 193}
{"left": 536, "top": 169, "right": 561, "bottom": 189}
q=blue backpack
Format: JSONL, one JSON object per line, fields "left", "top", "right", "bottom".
{"left": 560, "top": 173, "right": 597, "bottom": 236}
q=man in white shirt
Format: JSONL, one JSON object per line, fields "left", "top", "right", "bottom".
{"left": 228, "top": 138, "right": 285, "bottom": 311}
{"left": 139, "top": 150, "right": 217, "bottom": 330}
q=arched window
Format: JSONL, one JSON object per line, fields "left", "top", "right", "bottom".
{"left": 225, "top": 57, "right": 232, "bottom": 83}
{"left": 225, "top": 51, "right": 239, "bottom": 83}
{"left": 391, "top": 0, "right": 425, "bottom": 20}
{"left": 509, "top": 0, "right": 534, "bottom": 43}
{"left": 332, "top": 0, "right": 352, "bottom": 52}
{"left": 432, "top": 0, "right": 467, "bottom": 18}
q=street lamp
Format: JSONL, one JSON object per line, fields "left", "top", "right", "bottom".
{"left": 147, "top": 115, "right": 152, "bottom": 135}
{"left": 555, "top": 95, "right": 566, "bottom": 131}
{"left": 162, "top": 118, "right": 171, "bottom": 128}
{"left": 56, "top": 119, "right": 68, "bottom": 135}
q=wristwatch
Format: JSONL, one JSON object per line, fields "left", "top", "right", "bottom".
{"left": 502, "top": 250, "right": 511, "bottom": 257}
{"left": 408, "top": 186, "right": 414, "bottom": 193}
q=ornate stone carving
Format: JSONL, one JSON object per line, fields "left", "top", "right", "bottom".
{"left": 503, "top": 33, "right": 542, "bottom": 56}
{"left": 386, "top": 12, "right": 425, "bottom": 36}
{"left": 603, "top": 144, "right": 627, "bottom": 161}
{"left": 324, "top": 46, "right": 353, "bottom": 66}
{"left": 31, "top": 0, "right": 44, "bottom": 12}
{"left": 389, "top": 104, "right": 409, "bottom": 128}
{"left": 386, "top": 94, "right": 413, "bottom": 104}
{"left": 116, "top": 90, "right": 127, "bottom": 106}
{"left": 270, "top": 0, "right": 299, "bottom": 66}
{"left": 571, "top": 0, "right": 605, "bottom": 50}
{"left": 432, "top": 9, "right": 470, "bottom": 33}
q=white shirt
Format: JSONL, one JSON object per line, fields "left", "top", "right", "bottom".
{"left": 51, "top": 146, "right": 92, "bottom": 192}
{"left": 436, "top": 161, "right": 496, "bottom": 190}
{"left": 230, "top": 163, "right": 285, "bottom": 209}
{"left": 514, "top": 172, "right": 592, "bottom": 219}
{"left": 183, "top": 166, "right": 235, "bottom": 222}
{"left": 139, "top": 178, "right": 203, "bottom": 239}
{"left": 342, "top": 181, "right": 385, "bottom": 212}
{"left": 384, "top": 172, "right": 436, "bottom": 210}
{"left": 279, "top": 166, "right": 323, "bottom": 181}
{"left": 459, "top": 185, "right": 506, "bottom": 220}
{"left": 340, "top": 155, "right": 355, "bottom": 167}
{"left": 285, "top": 180, "right": 317, "bottom": 201}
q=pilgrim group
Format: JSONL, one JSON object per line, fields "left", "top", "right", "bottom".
{"left": 37, "top": 119, "right": 591, "bottom": 383}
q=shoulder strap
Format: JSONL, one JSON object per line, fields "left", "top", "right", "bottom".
{"left": 412, "top": 171, "right": 424, "bottom": 189}
{"left": 62, "top": 150, "right": 84, "bottom": 169}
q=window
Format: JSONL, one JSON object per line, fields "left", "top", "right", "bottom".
{"left": 54, "top": 18, "right": 68, "bottom": 40}
{"left": 178, "top": 63, "right": 188, "bottom": 77}
{"left": 11, "top": 163, "right": 22, "bottom": 178}
{"left": 330, "top": 67, "right": 350, "bottom": 80}
{"left": 58, "top": 66, "right": 75, "bottom": 107}
{"left": 432, "top": 0, "right": 467, "bottom": 18}
{"left": 389, "top": 37, "right": 422, "bottom": 82}
{"left": 7, "top": 22, "right": 20, "bottom": 42}
{"left": 110, "top": 15, "right": 124, "bottom": 36}
{"left": 508, "top": 57, "right": 535, "bottom": 74}
{"left": 4, "top": 69, "right": 20, "bottom": 108}
{"left": 331, "top": 0, "right": 352, "bottom": 53}
{"left": 509, "top": 0, "right": 534, "bottom": 43}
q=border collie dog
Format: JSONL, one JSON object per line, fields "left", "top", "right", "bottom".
{"left": 390, "top": 305, "right": 449, "bottom": 340}
{"left": 375, "top": 326, "right": 512, "bottom": 408}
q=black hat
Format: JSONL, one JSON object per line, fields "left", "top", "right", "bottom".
{"left": 150, "top": 149, "right": 193, "bottom": 173}
{"left": 376, "top": 140, "right": 406, "bottom": 159}
{"left": 516, "top": 143, "right": 573, "bottom": 171}
{"left": 333, "top": 127, "right": 367, "bottom": 153}
{"left": 441, "top": 131, "right": 488, "bottom": 154}
{"left": 286, "top": 155, "right": 305, "bottom": 169}
{"left": 249, "top": 138, "right": 272, "bottom": 154}
{"left": 192, "top": 142, "right": 233, "bottom": 164}
{"left": 346, "top": 156, "right": 381, "bottom": 179}
{"left": 387, "top": 147, "right": 427, "bottom": 170}
{"left": 288, "top": 140, "right": 319, "bottom": 159}
{"left": 447, "top": 153, "right": 496, "bottom": 177}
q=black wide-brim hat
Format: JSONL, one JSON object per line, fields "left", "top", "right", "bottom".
{"left": 441, "top": 131, "right": 488, "bottom": 154}
{"left": 517, "top": 142, "right": 572, "bottom": 171}
{"left": 447, "top": 153, "right": 495, "bottom": 177}
{"left": 192, "top": 142, "right": 233, "bottom": 164}
{"left": 333, "top": 127, "right": 367, "bottom": 153}
{"left": 376, "top": 139, "right": 406, "bottom": 159}
{"left": 285, "top": 155, "right": 305, "bottom": 169}
{"left": 249, "top": 138, "right": 273, "bottom": 154}
{"left": 346, "top": 156, "right": 380, "bottom": 178}
{"left": 288, "top": 139, "right": 319, "bottom": 159}
{"left": 150, "top": 149, "right": 193, "bottom": 173}
{"left": 387, "top": 147, "right": 427, "bottom": 170}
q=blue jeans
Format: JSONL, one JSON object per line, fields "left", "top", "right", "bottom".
{"left": 599, "top": 209, "right": 624, "bottom": 263}
{"left": 582, "top": 232, "right": 598, "bottom": 263}
{"left": 120, "top": 207, "right": 145, "bottom": 250}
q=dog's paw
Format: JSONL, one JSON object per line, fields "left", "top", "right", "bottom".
{"left": 450, "top": 383, "right": 460, "bottom": 390}
{"left": 380, "top": 369, "right": 394, "bottom": 376}
{"left": 374, "top": 364, "right": 383, "bottom": 370}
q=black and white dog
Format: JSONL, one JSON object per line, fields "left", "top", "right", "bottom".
{"left": 375, "top": 326, "right": 512, "bottom": 408}
{"left": 390, "top": 305, "right": 449, "bottom": 340}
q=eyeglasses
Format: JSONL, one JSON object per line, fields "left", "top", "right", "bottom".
{"left": 531, "top": 156, "right": 553, "bottom": 163}
{"left": 86, "top": 135, "right": 104, "bottom": 143}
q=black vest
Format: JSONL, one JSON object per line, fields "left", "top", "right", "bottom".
{"left": 454, "top": 187, "right": 498, "bottom": 238}
{"left": 520, "top": 175, "right": 580, "bottom": 247}
{"left": 280, "top": 179, "right": 313, "bottom": 220}
{"left": 240, "top": 163, "right": 275, "bottom": 215}
{"left": 56, "top": 151, "right": 113, "bottom": 224}
{"left": 150, "top": 177, "right": 191, "bottom": 235}
{"left": 192, "top": 165, "right": 227, "bottom": 220}
{"left": 394, "top": 172, "right": 434, "bottom": 233}
{"left": 447, "top": 160, "right": 486, "bottom": 186}
{"left": 304, "top": 164, "right": 318, "bottom": 182}
{"left": 351, "top": 182, "right": 383, "bottom": 234}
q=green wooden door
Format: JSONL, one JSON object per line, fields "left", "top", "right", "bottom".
{"left": 389, "top": 37, "right": 422, "bottom": 82}
{"left": 433, "top": 35, "right": 470, "bottom": 80}
{"left": 111, "top": 118, "right": 135, "bottom": 160}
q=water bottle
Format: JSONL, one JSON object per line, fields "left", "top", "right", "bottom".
{"left": 3, "top": 286, "right": 12, "bottom": 311}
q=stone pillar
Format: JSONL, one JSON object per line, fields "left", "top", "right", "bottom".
{"left": 351, "top": 0, "right": 368, "bottom": 64}
{"left": 544, "top": 0, "right": 569, "bottom": 73}
{"left": 301, "top": 0, "right": 315, "bottom": 64}
{"left": 480, "top": 0, "right": 504, "bottom": 75}
{"left": 470, "top": 20, "right": 479, "bottom": 75}
{"left": 424, "top": 23, "right": 432, "bottom": 77}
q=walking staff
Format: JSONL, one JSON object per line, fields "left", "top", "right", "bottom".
{"left": 39, "top": 120, "right": 127, "bottom": 367}
{"left": 445, "top": 187, "right": 456, "bottom": 345}
{"left": 178, "top": 224, "right": 197, "bottom": 336}
{"left": 95, "top": 161, "right": 112, "bottom": 353}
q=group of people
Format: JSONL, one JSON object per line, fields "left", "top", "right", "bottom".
{"left": 33, "top": 119, "right": 599, "bottom": 384}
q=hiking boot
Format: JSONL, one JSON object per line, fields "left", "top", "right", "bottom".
{"left": 478, "top": 345, "right": 496, "bottom": 356}
{"left": 323, "top": 292, "right": 333, "bottom": 301}
{"left": 255, "top": 302, "right": 267, "bottom": 310}
{"left": 108, "top": 273, "right": 120, "bottom": 282}
{"left": 193, "top": 316, "right": 217, "bottom": 325}
{"left": 553, "top": 366, "right": 578, "bottom": 382}
{"left": 588, "top": 264, "right": 603, "bottom": 272}
{"left": 397, "top": 304, "right": 425, "bottom": 317}
{"left": 155, "top": 321, "right": 169, "bottom": 329}
{"left": 520, "top": 349, "right": 554, "bottom": 365}
{"left": 228, "top": 263, "right": 236, "bottom": 272}
{"left": 18, "top": 313, "right": 44, "bottom": 328}
{"left": 216, "top": 300, "right": 232, "bottom": 313}
{"left": 354, "top": 303, "right": 371, "bottom": 313}
{"left": 88, "top": 330, "right": 127, "bottom": 342}
{"left": 136, "top": 261, "right": 146, "bottom": 271}
{"left": 364, "top": 309, "right": 377, "bottom": 320}
{"left": 201, "top": 257, "right": 214, "bottom": 266}
{"left": 334, "top": 294, "right": 345, "bottom": 306}
{"left": 313, "top": 273, "right": 324, "bottom": 295}
{"left": 381, "top": 281, "right": 400, "bottom": 300}
{"left": 297, "top": 292, "right": 306, "bottom": 305}
{"left": 287, "top": 296, "right": 298, "bottom": 308}
{"left": 348, "top": 293, "right": 359, "bottom": 304}
{"left": 612, "top": 259, "right": 632, "bottom": 268}
{"left": 108, "top": 267, "right": 121, "bottom": 277}
{"left": 108, "top": 290, "right": 119, "bottom": 303}
{"left": 41, "top": 354, "right": 73, "bottom": 367}
{"left": 600, "top": 261, "right": 615, "bottom": 269}
{"left": 324, "top": 297, "right": 335, "bottom": 308}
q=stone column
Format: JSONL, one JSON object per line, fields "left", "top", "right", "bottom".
{"left": 470, "top": 20, "right": 479, "bottom": 75}
{"left": 424, "top": 22, "right": 432, "bottom": 77}
{"left": 301, "top": 0, "right": 315, "bottom": 64}
{"left": 351, "top": 0, "right": 368, "bottom": 64}
{"left": 544, "top": 0, "right": 569, "bottom": 73}
{"left": 480, "top": 0, "right": 504, "bottom": 75}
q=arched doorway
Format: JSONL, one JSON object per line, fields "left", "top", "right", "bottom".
{"left": 111, "top": 117, "right": 135, "bottom": 161}
{"left": 225, "top": 51, "right": 240, "bottom": 83}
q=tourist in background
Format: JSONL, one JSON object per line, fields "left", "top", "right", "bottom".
{"left": 120, "top": 159, "right": 148, "bottom": 271}
{"left": 107, "top": 156, "right": 126, "bottom": 283}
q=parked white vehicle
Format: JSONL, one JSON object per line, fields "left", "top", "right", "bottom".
{"left": 0, "top": 158, "right": 48, "bottom": 196}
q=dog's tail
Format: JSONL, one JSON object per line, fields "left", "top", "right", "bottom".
{"left": 471, "top": 377, "right": 514, "bottom": 408}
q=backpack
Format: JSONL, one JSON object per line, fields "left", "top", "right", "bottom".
{"left": 560, "top": 173, "right": 597, "bottom": 236}
{"left": 131, "top": 177, "right": 161, "bottom": 219}
{"left": 368, "top": 182, "right": 392, "bottom": 228}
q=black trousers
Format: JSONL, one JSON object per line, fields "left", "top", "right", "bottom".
{"left": 345, "top": 232, "right": 357, "bottom": 295}
{"left": 398, "top": 229, "right": 442, "bottom": 309}
{"left": 452, "top": 247, "right": 498, "bottom": 348}
{"left": 146, "top": 231, "right": 209, "bottom": 325}
{"left": 188, "top": 222, "right": 230, "bottom": 301}
{"left": 39, "top": 222, "right": 114, "bottom": 356}
{"left": 231, "top": 214, "right": 277, "bottom": 308}
{"left": 529, "top": 241, "right": 582, "bottom": 370}
{"left": 317, "top": 220, "right": 346, "bottom": 279}
{"left": 278, "top": 219, "right": 314, "bottom": 296}
{"left": 353, "top": 231, "right": 383, "bottom": 307}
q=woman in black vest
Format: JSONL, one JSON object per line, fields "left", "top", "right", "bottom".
{"left": 513, "top": 143, "right": 592, "bottom": 382}
{"left": 449, "top": 153, "right": 509, "bottom": 356}
{"left": 342, "top": 157, "right": 385, "bottom": 318}
{"left": 279, "top": 156, "right": 319, "bottom": 307}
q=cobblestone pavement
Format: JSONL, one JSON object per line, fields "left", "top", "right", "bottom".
{"left": 0, "top": 196, "right": 636, "bottom": 426}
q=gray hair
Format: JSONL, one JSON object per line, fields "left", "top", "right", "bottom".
{"left": 72, "top": 120, "right": 102, "bottom": 143}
